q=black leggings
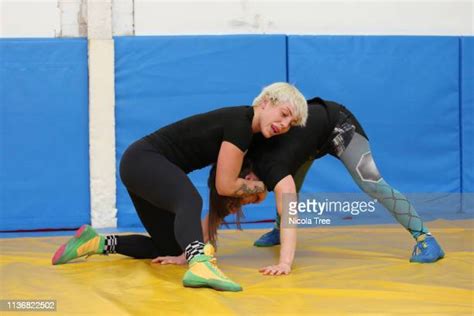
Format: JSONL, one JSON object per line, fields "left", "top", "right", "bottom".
{"left": 117, "top": 139, "right": 203, "bottom": 259}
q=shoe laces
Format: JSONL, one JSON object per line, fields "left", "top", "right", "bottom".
{"left": 412, "top": 240, "right": 428, "bottom": 257}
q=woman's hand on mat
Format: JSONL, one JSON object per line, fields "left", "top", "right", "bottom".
{"left": 151, "top": 253, "right": 186, "bottom": 265}
{"left": 259, "top": 262, "right": 291, "bottom": 276}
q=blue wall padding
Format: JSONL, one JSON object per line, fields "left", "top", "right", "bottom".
{"left": 0, "top": 39, "right": 90, "bottom": 230}
{"left": 1, "top": 35, "right": 470, "bottom": 232}
{"left": 115, "top": 35, "right": 287, "bottom": 227}
{"left": 462, "top": 37, "right": 474, "bottom": 193}
{"left": 288, "top": 36, "right": 461, "bottom": 197}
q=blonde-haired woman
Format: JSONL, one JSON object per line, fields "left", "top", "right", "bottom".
{"left": 52, "top": 83, "right": 307, "bottom": 292}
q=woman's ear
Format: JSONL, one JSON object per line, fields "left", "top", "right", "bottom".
{"left": 260, "top": 96, "right": 269, "bottom": 109}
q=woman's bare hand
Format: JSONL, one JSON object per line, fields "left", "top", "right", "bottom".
{"left": 151, "top": 253, "right": 186, "bottom": 265}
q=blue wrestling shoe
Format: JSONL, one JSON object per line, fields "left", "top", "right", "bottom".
{"left": 254, "top": 228, "right": 280, "bottom": 247}
{"left": 409, "top": 234, "right": 445, "bottom": 263}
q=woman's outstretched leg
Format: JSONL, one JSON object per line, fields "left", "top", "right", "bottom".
{"left": 339, "top": 132, "right": 444, "bottom": 263}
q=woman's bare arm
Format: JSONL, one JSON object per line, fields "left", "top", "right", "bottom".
{"left": 259, "top": 175, "right": 297, "bottom": 275}
{"left": 215, "top": 141, "right": 266, "bottom": 197}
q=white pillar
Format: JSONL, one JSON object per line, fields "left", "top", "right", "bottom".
{"left": 88, "top": 0, "right": 117, "bottom": 227}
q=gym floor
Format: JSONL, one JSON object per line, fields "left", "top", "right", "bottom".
{"left": 1, "top": 219, "right": 472, "bottom": 315}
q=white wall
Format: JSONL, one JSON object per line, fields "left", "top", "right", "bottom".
{"left": 136, "top": 0, "right": 474, "bottom": 36}
{"left": 0, "top": 0, "right": 60, "bottom": 37}
{"left": 0, "top": 0, "right": 134, "bottom": 37}
{"left": 1, "top": 0, "right": 473, "bottom": 37}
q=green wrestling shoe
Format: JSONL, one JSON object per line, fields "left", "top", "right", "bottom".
{"left": 182, "top": 244, "right": 242, "bottom": 292}
{"left": 52, "top": 224, "right": 105, "bottom": 265}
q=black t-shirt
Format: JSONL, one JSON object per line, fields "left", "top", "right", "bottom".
{"left": 145, "top": 106, "right": 254, "bottom": 173}
{"left": 247, "top": 98, "right": 343, "bottom": 191}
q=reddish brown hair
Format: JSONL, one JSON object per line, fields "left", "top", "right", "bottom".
{"left": 207, "top": 159, "right": 253, "bottom": 246}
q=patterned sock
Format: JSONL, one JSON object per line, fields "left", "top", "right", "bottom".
{"left": 185, "top": 241, "right": 205, "bottom": 262}
{"left": 103, "top": 235, "right": 118, "bottom": 254}
{"left": 363, "top": 179, "right": 431, "bottom": 240}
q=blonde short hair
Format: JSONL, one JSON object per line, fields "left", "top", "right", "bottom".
{"left": 252, "top": 82, "right": 308, "bottom": 126}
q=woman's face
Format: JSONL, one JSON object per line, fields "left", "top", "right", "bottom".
{"left": 228, "top": 170, "right": 266, "bottom": 214}
{"left": 244, "top": 170, "right": 259, "bottom": 181}
{"left": 259, "top": 99, "right": 297, "bottom": 138}
{"left": 240, "top": 171, "right": 263, "bottom": 205}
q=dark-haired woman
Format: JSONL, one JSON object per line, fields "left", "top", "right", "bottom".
{"left": 207, "top": 97, "right": 445, "bottom": 276}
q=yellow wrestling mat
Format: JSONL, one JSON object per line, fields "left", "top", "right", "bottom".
{"left": 1, "top": 220, "right": 473, "bottom": 315}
